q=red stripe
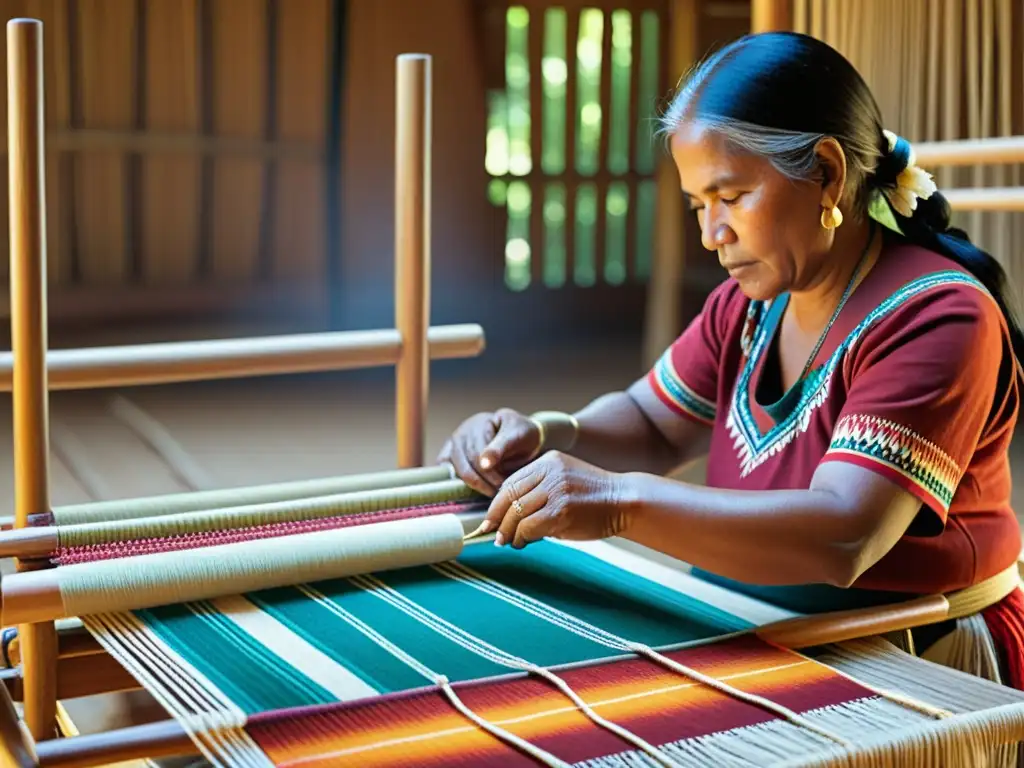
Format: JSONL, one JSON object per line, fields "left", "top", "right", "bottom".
{"left": 646, "top": 369, "right": 714, "bottom": 426}
{"left": 982, "top": 586, "right": 1024, "bottom": 689}
{"left": 56, "top": 501, "right": 486, "bottom": 564}
{"left": 247, "top": 635, "right": 876, "bottom": 767}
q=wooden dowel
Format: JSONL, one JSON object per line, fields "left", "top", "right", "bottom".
{"left": 942, "top": 186, "right": 1024, "bottom": 212}
{"left": 0, "top": 463, "right": 457, "bottom": 530}
{"left": 7, "top": 17, "right": 57, "bottom": 741}
{"left": 2, "top": 568, "right": 64, "bottom": 625}
{"left": 0, "top": 666, "right": 38, "bottom": 768}
{"left": 751, "top": 0, "right": 791, "bottom": 32}
{"left": 0, "top": 324, "right": 484, "bottom": 393}
{"left": 35, "top": 719, "right": 193, "bottom": 768}
{"left": 756, "top": 594, "right": 950, "bottom": 649}
{"left": 0, "top": 476, "right": 475, "bottom": 560}
{"left": 395, "top": 53, "right": 431, "bottom": 469}
{"left": 5, "top": 623, "right": 101, "bottom": 667}
{"left": 0, "top": 525, "right": 57, "bottom": 559}
{"left": 914, "top": 135, "right": 1024, "bottom": 167}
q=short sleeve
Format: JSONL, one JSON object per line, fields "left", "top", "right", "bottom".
{"left": 820, "top": 283, "right": 1008, "bottom": 528}
{"left": 646, "top": 280, "right": 743, "bottom": 426}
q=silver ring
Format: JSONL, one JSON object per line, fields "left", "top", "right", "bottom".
{"left": 511, "top": 498, "right": 524, "bottom": 519}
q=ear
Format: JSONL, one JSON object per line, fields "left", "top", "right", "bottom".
{"left": 814, "top": 137, "right": 848, "bottom": 211}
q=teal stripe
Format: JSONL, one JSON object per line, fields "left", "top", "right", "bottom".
{"left": 248, "top": 578, "right": 510, "bottom": 691}
{"left": 455, "top": 541, "right": 751, "bottom": 645}
{"left": 372, "top": 563, "right": 614, "bottom": 668}
{"left": 131, "top": 539, "right": 754, "bottom": 715}
{"left": 137, "top": 601, "right": 335, "bottom": 714}
{"left": 655, "top": 355, "right": 716, "bottom": 421}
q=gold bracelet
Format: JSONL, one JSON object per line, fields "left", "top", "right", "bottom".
{"left": 529, "top": 410, "right": 580, "bottom": 453}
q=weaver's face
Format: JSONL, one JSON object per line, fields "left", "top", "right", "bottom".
{"left": 670, "top": 122, "right": 832, "bottom": 302}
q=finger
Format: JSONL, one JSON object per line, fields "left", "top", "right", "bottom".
{"left": 479, "top": 417, "right": 537, "bottom": 473}
{"left": 510, "top": 505, "right": 557, "bottom": 549}
{"left": 449, "top": 439, "right": 497, "bottom": 497}
{"left": 472, "top": 430, "right": 511, "bottom": 489}
{"left": 496, "top": 484, "right": 548, "bottom": 548}
{"left": 486, "top": 468, "right": 544, "bottom": 542}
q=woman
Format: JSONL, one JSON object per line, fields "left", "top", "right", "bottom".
{"left": 438, "top": 32, "right": 1024, "bottom": 688}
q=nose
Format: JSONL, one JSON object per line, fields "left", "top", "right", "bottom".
{"left": 699, "top": 208, "right": 735, "bottom": 252}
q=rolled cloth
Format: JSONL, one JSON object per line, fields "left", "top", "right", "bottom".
{"left": 24, "top": 513, "right": 469, "bottom": 619}
{"left": 57, "top": 478, "right": 478, "bottom": 549}
{"left": 50, "top": 464, "right": 456, "bottom": 526}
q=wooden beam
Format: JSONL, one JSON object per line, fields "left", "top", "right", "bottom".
{"left": 643, "top": 0, "right": 697, "bottom": 368}
{"left": 751, "top": 0, "right": 791, "bottom": 32}
{"left": 913, "top": 136, "right": 1024, "bottom": 168}
{"left": 0, "top": 323, "right": 484, "bottom": 392}
{"left": 7, "top": 17, "right": 58, "bottom": 741}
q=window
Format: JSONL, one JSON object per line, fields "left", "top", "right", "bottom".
{"left": 485, "top": 5, "right": 663, "bottom": 291}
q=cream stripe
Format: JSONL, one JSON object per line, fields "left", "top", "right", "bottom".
{"left": 558, "top": 540, "right": 797, "bottom": 626}
{"left": 211, "top": 594, "right": 378, "bottom": 701}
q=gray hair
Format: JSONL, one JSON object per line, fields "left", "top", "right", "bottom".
{"left": 657, "top": 60, "right": 883, "bottom": 213}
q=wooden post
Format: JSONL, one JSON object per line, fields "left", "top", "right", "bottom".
{"left": 643, "top": 0, "right": 697, "bottom": 368}
{"left": 394, "top": 54, "right": 431, "bottom": 468}
{"left": 751, "top": 0, "right": 792, "bottom": 32}
{"left": 7, "top": 17, "right": 58, "bottom": 740}
{"left": 0, "top": 672, "right": 37, "bottom": 767}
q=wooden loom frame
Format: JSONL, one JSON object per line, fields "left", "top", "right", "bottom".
{"left": 0, "top": 13, "right": 1017, "bottom": 768}
{"left": 0, "top": 15, "right": 488, "bottom": 764}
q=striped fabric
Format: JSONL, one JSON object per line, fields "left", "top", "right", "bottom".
{"left": 79, "top": 533, "right": 1024, "bottom": 767}
{"left": 56, "top": 477, "right": 1024, "bottom": 766}
{"left": 246, "top": 634, "right": 877, "bottom": 767}
{"left": 130, "top": 542, "right": 754, "bottom": 716}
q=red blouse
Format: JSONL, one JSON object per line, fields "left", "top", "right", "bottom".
{"left": 647, "top": 239, "right": 1021, "bottom": 601}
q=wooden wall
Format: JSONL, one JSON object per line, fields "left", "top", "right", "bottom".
{"left": 0, "top": 0, "right": 339, "bottom": 341}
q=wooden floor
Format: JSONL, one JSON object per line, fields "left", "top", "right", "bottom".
{"left": 2, "top": 339, "right": 1023, "bottom": 760}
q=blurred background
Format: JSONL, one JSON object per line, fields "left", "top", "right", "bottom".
{"left": 0, "top": 0, "right": 1018, "bottom": 518}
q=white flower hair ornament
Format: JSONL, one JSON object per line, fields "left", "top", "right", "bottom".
{"left": 881, "top": 129, "right": 938, "bottom": 218}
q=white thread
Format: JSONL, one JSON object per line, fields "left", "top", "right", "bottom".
{"left": 351, "top": 573, "right": 685, "bottom": 766}
{"left": 437, "top": 560, "right": 855, "bottom": 747}
{"left": 435, "top": 674, "right": 572, "bottom": 767}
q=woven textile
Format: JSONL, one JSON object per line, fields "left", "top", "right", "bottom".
{"left": 80, "top": 536, "right": 1024, "bottom": 767}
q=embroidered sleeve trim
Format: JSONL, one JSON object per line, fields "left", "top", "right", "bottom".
{"left": 822, "top": 414, "right": 962, "bottom": 514}
{"left": 648, "top": 350, "right": 717, "bottom": 426}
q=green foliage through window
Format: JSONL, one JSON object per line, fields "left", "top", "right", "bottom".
{"left": 487, "top": 6, "right": 661, "bottom": 291}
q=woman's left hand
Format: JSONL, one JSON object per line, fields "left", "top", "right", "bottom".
{"left": 477, "top": 451, "right": 632, "bottom": 548}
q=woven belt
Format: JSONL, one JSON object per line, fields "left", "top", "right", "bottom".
{"left": 944, "top": 562, "right": 1022, "bottom": 619}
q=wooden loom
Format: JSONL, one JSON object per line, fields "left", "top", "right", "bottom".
{"left": 0, "top": 16, "right": 1023, "bottom": 768}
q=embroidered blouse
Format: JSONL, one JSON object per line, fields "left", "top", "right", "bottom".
{"left": 647, "top": 239, "right": 1021, "bottom": 612}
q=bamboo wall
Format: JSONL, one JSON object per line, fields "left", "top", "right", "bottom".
{"left": 796, "top": 0, "right": 1024, "bottom": 289}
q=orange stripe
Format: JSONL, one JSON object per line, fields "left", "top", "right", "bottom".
{"left": 257, "top": 656, "right": 851, "bottom": 766}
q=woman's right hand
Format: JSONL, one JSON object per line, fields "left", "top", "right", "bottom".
{"left": 437, "top": 407, "right": 543, "bottom": 496}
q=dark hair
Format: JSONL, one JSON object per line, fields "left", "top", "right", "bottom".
{"left": 660, "top": 31, "right": 1024, "bottom": 369}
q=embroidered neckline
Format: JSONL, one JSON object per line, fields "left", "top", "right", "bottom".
{"left": 725, "top": 270, "right": 988, "bottom": 478}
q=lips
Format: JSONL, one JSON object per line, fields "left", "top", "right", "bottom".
{"left": 723, "top": 261, "right": 756, "bottom": 272}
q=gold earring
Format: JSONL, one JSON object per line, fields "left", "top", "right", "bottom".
{"left": 821, "top": 205, "right": 843, "bottom": 230}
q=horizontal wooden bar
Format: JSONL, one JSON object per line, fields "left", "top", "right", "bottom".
{"left": 914, "top": 136, "right": 1024, "bottom": 168}
{"left": 36, "top": 719, "right": 193, "bottom": 768}
{"left": 943, "top": 186, "right": 1024, "bottom": 212}
{"left": 5, "top": 623, "right": 99, "bottom": 667}
{"left": 756, "top": 594, "right": 950, "bottom": 649}
{"left": 0, "top": 129, "right": 323, "bottom": 163}
{"left": 0, "top": 323, "right": 485, "bottom": 391}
